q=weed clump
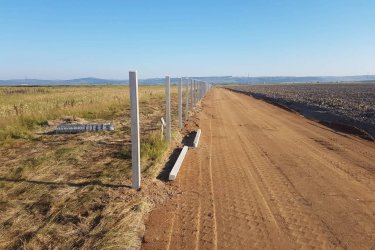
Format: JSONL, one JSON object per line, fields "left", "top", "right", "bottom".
{"left": 141, "top": 133, "right": 167, "bottom": 162}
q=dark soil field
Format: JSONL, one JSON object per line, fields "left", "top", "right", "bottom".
{"left": 227, "top": 83, "right": 375, "bottom": 140}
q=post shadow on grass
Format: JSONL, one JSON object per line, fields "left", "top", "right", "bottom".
{"left": 157, "top": 131, "right": 197, "bottom": 182}
{"left": 0, "top": 177, "right": 132, "bottom": 189}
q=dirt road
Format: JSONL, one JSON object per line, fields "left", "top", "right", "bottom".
{"left": 142, "top": 88, "right": 375, "bottom": 249}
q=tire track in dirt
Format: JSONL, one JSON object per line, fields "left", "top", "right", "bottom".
{"left": 208, "top": 119, "right": 218, "bottom": 250}
{"left": 215, "top": 92, "right": 339, "bottom": 248}
{"left": 169, "top": 150, "right": 202, "bottom": 249}
{"left": 226, "top": 89, "right": 375, "bottom": 248}
{"left": 239, "top": 94, "right": 375, "bottom": 189}
{"left": 210, "top": 97, "right": 283, "bottom": 249}
{"left": 142, "top": 88, "right": 375, "bottom": 250}
{"left": 221, "top": 89, "right": 375, "bottom": 248}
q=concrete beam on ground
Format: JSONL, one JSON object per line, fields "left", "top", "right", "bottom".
{"left": 169, "top": 146, "right": 189, "bottom": 181}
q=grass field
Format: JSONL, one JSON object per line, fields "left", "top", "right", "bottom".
{"left": 0, "top": 85, "right": 180, "bottom": 249}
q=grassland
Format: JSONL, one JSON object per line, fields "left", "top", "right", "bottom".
{"left": 0, "top": 85, "right": 181, "bottom": 249}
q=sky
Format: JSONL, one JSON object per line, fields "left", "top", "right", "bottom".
{"left": 0, "top": 0, "right": 374, "bottom": 79}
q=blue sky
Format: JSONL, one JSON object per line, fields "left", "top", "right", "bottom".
{"left": 0, "top": 0, "right": 374, "bottom": 79}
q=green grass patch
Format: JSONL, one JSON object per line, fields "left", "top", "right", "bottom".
{"left": 0, "top": 126, "right": 34, "bottom": 140}
{"left": 141, "top": 133, "right": 167, "bottom": 161}
{"left": 55, "top": 146, "right": 76, "bottom": 159}
{"left": 23, "top": 156, "right": 49, "bottom": 168}
{"left": 116, "top": 145, "right": 132, "bottom": 160}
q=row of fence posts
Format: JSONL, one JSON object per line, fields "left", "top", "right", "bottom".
{"left": 129, "top": 71, "right": 211, "bottom": 189}
{"left": 165, "top": 76, "right": 211, "bottom": 144}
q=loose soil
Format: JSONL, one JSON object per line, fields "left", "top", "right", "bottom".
{"left": 227, "top": 84, "right": 375, "bottom": 138}
{"left": 142, "top": 88, "right": 375, "bottom": 249}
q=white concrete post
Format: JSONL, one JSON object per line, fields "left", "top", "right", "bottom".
{"left": 197, "top": 81, "right": 200, "bottom": 102}
{"left": 185, "top": 78, "right": 189, "bottom": 120}
{"left": 165, "top": 76, "right": 171, "bottom": 144}
{"left": 194, "top": 81, "right": 198, "bottom": 106}
{"left": 199, "top": 81, "right": 202, "bottom": 100}
{"left": 199, "top": 81, "right": 201, "bottom": 100}
{"left": 190, "top": 79, "right": 194, "bottom": 110}
{"left": 195, "top": 80, "right": 198, "bottom": 103}
{"left": 198, "top": 81, "right": 200, "bottom": 100}
{"left": 129, "top": 71, "right": 141, "bottom": 190}
{"left": 178, "top": 77, "right": 182, "bottom": 129}
{"left": 192, "top": 80, "right": 194, "bottom": 106}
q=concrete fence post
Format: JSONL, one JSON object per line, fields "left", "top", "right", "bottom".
{"left": 190, "top": 79, "right": 194, "bottom": 110}
{"left": 185, "top": 78, "right": 189, "bottom": 120}
{"left": 197, "top": 81, "right": 199, "bottom": 101}
{"left": 192, "top": 80, "right": 195, "bottom": 106}
{"left": 198, "top": 81, "right": 200, "bottom": 101}
{"left": 129, "top": 71, "right": 141, "bottom": 190}
{"left": 199, "top": 81, "right": 201, "bottom": 100}
{"left": 165, "top": 76, "right": 171, "bottom": 144}
{"left": 200, "top": 81, "right": 202, "bottom": 100}
{"left": 194, "top": 81, "right": 198, "bottom": 106}
{"left": 178, "top": 77, "right": 182, "bottom": 129}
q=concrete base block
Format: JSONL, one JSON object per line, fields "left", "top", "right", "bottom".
{"left": 169, "top": 146, "right": 189, "bottom": 181}
{"left": 193, "top": 129, "right": 201, "bottom": 148}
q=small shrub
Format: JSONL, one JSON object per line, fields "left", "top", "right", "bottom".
{"left": 55, "top": 146, "right": 75, "bottom": 159}
{"left": 37, "top": 120, "right": 49, "bottom": 126}
{"left": 5, "top": 127, "right": 34, "bottom": 140}
{"left": 141, "top": 133, "right": 167, "bottom": 161}
{"left": 117, "top": 145, "right": 132, "bottom": 160}
{"left": 82, "top": 112, "right": 97, "bottom": 120}
{"left": 20, "top": 116, "right": 38, "bottom": 129}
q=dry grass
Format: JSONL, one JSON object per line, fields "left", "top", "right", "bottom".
{"left": 0, "top": 85, "right": 173, "bottom": 141}
{"left": 0, "top": 85, "right": 181, "bottom": 249}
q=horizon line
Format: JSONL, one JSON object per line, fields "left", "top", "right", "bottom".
{"left": 1, "top": 74, "right": 375, "bottom": 81}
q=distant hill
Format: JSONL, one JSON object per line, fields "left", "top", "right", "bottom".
{"left": 0, "top": 77, "right": 125, "bottom": 86}
{"left": 1, "top": 75, "right": 375, "bottom": 86}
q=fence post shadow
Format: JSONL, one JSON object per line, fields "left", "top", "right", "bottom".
{"left": 0, "top": 177, "right": 132, "bottom": 189}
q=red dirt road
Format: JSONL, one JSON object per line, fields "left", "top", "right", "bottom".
{"left": 142, "top": 88, "right": 375, "bottom": 249}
